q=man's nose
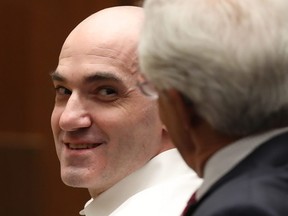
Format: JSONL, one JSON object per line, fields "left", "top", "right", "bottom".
{"left": 59, "top": 94, "right": 92, "bottom": 132}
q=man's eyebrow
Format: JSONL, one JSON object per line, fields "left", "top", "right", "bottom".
{"left": 50, "top": 71, "right": 124, "bottom": 84}
{"left": 84, "top": 72, "right": 123, "bottom": 84}
{"left": 50, "top": 71, "right": 66, "bottom": 82}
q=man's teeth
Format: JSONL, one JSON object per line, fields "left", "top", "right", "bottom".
{"left": 68, "top": 143, "right": 99, "bottom": 150}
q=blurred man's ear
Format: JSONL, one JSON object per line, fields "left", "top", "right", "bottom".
{"left": 160, "top": 89, "right": 197, "bottom": 129}
{"left": 160, "top": 89, "right": 192, "bottom": 130}
{"left": 159, "top": 89, "right": 190, "bottom": 142}
{"left": 178, "top": 93, "right": 201, "bottom": 127}
{"left": 157, "top": 89, "right": 196, "bottom": 158}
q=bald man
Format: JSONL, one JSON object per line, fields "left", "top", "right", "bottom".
{"left": 50, "top": 6, "right": 201, "bottom": 216}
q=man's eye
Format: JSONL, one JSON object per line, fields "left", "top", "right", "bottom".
{"left": 55, "top": 86, "right": 71, "bottom": 95}
{"left": 95, "top": 86, "right": 121, "bottom": 102}
{"left": 98, "top": 87, "right": 118, "bottom": 96}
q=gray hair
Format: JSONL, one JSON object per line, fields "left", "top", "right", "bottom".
{"left": 139, "top": 0, "right": 288, "bottom": 136}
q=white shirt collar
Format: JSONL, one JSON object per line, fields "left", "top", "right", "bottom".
{"left": 197, "top": 127, "right": 288, "bottom": 200}
{"left": 80, "top": 148, "right": 194, "bottom": 216}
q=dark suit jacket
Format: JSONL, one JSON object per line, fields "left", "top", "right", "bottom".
{"left": 185, "top": 131, "right": 288, "bottom": 216}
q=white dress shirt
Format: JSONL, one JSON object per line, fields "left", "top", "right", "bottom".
{"left": 80, "top": 148, "right": 202, "bottom": 216}
{"left": 197, "top": 127, "right": 288, "bottom": 200}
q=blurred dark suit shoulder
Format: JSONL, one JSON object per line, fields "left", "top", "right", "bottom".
{"left": 187, "top": 132, "right": 288, "bottom": 216}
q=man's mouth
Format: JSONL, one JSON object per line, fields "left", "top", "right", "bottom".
{"left": 66, "top": 143, "right": 101, "bottom": 150}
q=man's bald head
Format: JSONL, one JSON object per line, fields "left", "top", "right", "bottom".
{"left": 60, "top": 6, "right": 144, "bottom": 74}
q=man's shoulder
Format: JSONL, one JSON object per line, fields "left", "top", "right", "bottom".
{"left": 191, "top": 145, "right": 288, "bottom": 216}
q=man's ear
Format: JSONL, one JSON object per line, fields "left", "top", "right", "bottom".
{"left": 162, "top": 89, "right": 196, "bottom": 129}
{"left": 157, "top": 88, "right": 196, "bottom": 163}
{"left": 179, "top": 92, "right": 201, "bottom": 126}
{"left": 157, "top": 88, "right": 191, "bottom": 133}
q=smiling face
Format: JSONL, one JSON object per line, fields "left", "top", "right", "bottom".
{"left": 51, "top": 7, "right": 170, "bottom": 197}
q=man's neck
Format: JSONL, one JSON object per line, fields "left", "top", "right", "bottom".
{"left": 189, "top": 120, "right": 239, "bottom": 177}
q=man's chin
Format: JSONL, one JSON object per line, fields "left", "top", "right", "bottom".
{"left": 61, "top": 170, "right": 91, "bottom": 188}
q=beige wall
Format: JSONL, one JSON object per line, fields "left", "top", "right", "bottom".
{"left": 0, "top": 1, "right": 138, "bottom": 215}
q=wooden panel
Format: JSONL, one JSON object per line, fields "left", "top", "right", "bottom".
{"left": 0, "top": 133, "right": 44, "bottom": 216}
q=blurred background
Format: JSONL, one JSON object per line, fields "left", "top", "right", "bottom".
{"left": 0, "top": 0, "right": 141, "bottom": 215}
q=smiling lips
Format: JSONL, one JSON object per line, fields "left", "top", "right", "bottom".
{"left": 66, "top": 143, "right": 101, "bottom": 150}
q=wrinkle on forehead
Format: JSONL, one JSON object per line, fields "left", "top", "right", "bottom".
{"left": 59, "top": 6, "right": 144, "bottom": 75}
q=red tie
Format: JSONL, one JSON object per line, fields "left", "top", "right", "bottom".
{"left": 181, "top": 192, "right": 197, "bottom": 216}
